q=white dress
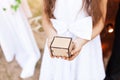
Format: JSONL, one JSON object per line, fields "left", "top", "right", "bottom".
{"left": 0, "top": 0, "right": 40, "bottom": 78}
{"left": 39, "top": 0, "right": 105, "bottom": 80}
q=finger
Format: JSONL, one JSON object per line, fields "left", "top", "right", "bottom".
{"left": 50, "top": 53, "right": 55, "bottom": 58}
{"left": 61, "top": 56, "right": 69, "bottom": 60}
{"left": 56, "top": 56, "right": 61, "bottom": 58}
{"left": 71, "top": 48, "right": 80, "bottom": 55}
{"left": 48, "top": 46, "right": 53, "bottom": 57}
{"left": 47, "top": 42, "right": 55, "bottom": 58}
{"left": 61, "top": 56, "right": 65, "bottom": 59}
{"left": 69, "top": 52, "right": 79, "bottom": 61}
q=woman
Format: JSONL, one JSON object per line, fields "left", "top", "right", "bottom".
{"left": 40, "top": 0, "right": 107, "bottom": 80}
{"left": 0, "top": 0, "right": 40, "bottom": 78}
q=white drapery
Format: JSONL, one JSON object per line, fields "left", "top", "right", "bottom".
{"left": 0, "top": 0, "right": 40, "bottom": 78}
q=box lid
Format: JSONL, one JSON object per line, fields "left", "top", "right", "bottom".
{"left": 51, "top": 36, "right": 72, "bottom": 48}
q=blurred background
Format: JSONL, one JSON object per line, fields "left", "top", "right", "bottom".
{"left": 0, "top": 0, "right": 119, "bottom": 80}
{"left": 101, "top": 0, "right": 119, "bottom": 68}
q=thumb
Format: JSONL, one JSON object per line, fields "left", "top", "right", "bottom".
{"left": 71, "top": 47, "right": 79, "bottom": 55}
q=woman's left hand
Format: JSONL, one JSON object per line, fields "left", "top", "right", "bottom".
{"left": 64, "top": 37, "right": 88, "bottom": 61}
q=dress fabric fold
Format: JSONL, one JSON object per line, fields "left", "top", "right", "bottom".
{"left": 0, "top": 0, "right": 40, "bottom": 78}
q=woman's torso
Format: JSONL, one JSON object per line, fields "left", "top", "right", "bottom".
{"left": 53, "top": 0, "right": 88, "bottom": 23}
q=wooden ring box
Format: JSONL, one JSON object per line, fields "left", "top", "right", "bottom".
{"left": 50, "top": 36, "right": 73, "bottom": 58}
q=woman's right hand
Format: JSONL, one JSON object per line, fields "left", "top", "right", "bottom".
{"left": 47, "top": 30, "right": 57, "bottom": 58}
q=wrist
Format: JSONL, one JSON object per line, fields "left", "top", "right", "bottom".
{"left": 47, "top": 29, "right": 57, "bottom": 38}
{"left": 75, "top": 37, "right": 89, "bottom": 47}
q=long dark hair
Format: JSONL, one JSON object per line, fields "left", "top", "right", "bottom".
{"left": 43, "top": 0, "right": 102, "bottom": 25}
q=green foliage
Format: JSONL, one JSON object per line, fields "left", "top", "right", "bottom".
{"left": 11, "top": 0, "right": 21, "bottom": 11}
{"left": 16, "top": 0, "right": 21, "bottom": 3}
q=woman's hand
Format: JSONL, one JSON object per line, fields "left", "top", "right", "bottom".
{"left": 47, "top": 30, "right": 57, "bottom": 58}
{"left": 64, "top": 37, "right": 88, "bottom": 61}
